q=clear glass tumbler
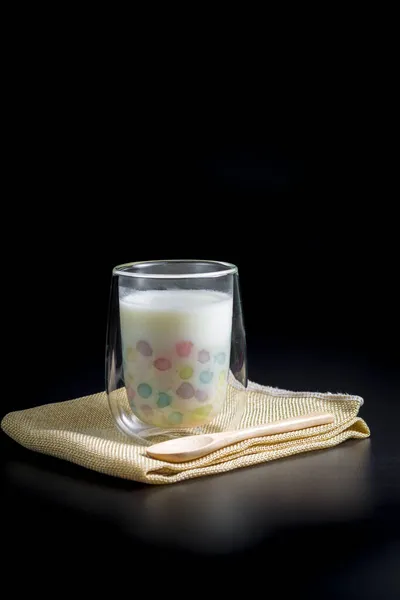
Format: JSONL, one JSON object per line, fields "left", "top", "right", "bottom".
{"left": 106, "top": 260, "right": 247, "bottom": 438}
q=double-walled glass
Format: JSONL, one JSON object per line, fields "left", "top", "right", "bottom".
{"left": 106, "top": 260, "right": 247, "bottom": 438}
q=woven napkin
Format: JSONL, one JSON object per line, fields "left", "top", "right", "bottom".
{"left": 1, "top": 379, "right": 370, "bottom": 485}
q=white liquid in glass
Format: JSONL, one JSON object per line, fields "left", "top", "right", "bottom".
{"left": 119, "top": 289, "right": 233, "bottom": 428}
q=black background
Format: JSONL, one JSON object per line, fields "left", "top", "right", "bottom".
{"left": 6, "top": 119, "right": 396, "bottom": 413}
{"left": 2, "top": 18, "right": 399, "bottom": 599}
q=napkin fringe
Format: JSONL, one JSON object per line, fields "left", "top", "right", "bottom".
{"left": 229, "top": 375, "right": 364, "bottom": 405}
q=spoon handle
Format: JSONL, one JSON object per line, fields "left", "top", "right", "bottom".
{"left": 209, "top": 411, "right": 335, "bottom": 448}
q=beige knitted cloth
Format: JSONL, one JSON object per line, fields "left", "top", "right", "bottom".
{"left": 1, "top": 380, "right": 370, "bottom": 485}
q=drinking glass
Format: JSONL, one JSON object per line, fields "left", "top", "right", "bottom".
{"left": 106, "top": 260, "right": 247, "bottom": 438}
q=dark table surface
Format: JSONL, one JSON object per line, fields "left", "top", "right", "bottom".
{"left": 2, "top": 349, "right": 399, "bottom": 598}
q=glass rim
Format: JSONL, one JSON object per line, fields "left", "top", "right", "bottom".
{"left": 112, "top": 259, "right": 238, "bottom": 279}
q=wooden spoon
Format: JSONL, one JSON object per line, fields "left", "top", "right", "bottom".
{"left": 146, "top": 411, "right": 335, "bottom": 462}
